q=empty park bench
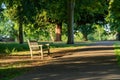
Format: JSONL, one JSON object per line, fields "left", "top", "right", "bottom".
{"left": 27, "top": 39, "right": 50, "bottom": 59}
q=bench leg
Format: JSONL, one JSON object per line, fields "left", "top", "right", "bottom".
{"left": 48, "top": 49, "right": 50, "bottom": 55}
{"left": 40, "top": 47, "right": 43, "bottom": 60}
{"left": 30, "top": 50, "right": 33, "bottom": 59}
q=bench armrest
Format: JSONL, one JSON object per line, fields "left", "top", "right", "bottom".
{"left": 45, "top": 44, "right": 49, "bottom": 46}
{"left": 30, "top": 44, "right": 43, "bottom": 47}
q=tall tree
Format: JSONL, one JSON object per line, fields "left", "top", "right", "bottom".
{"left": 74, "top": 0, "right": 108, "bottom": 41}
{"left": 3, "top": 1, "right": 24, "bottom": 43}
{"left": 3, "top": 0, "right": 38, "bottom": 43}
{"left": 45, "top": 0, "right": 67, "bottom": 42}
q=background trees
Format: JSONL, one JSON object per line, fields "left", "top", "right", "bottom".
{"left": 44, "top": 0, "right": 67, "bottom": 42}
{"left": 0, "top": 0, "right": 119, "bottom": 44}
{"left": 2, "top": 0, "right": 27, "bottom": 43}
{"left": 74, "top": 0, "right": 108, "bottom": 41}
{"left": 106, "top": 0, "right": 120, "bottom": 40}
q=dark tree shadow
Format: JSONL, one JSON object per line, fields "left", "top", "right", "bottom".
{"left": 12, "top": 54, "right": 120, "bottom": 80}
{"left": 12, "top": 41, "right": 120, "bottom": 80}
{"left": 52, "top": 46, "right": 115, "bottom": 58}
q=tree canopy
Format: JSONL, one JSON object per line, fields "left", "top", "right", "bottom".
{"left": 0, "top": 0, "right": 120, "bottom": 43}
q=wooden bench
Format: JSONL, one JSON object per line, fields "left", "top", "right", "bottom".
{"left": 27, "top": 39, "right": 50, "bottom": 59}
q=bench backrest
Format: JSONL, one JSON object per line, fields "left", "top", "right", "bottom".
{"left": 27, "top": 40, "right": 39, "bottom": 50}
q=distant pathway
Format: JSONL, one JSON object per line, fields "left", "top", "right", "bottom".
{"left": 12, "top": 41, "right": 120, "bottom": 80}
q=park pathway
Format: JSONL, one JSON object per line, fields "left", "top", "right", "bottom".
{"left": 12, "top": 41, "right": 120, "bottom": 80}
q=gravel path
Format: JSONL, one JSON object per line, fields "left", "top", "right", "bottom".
{"left": 12, "top": 41, "right": 120, "bottom": 80}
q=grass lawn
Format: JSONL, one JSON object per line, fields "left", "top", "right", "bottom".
{"left": 114, "top": 42, "right": 120, "bottom": 66}
{"left": 0, "top": 41, "right": 89, "bottom": 80}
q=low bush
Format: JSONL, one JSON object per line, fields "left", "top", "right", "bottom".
{"left": 0, "top": 42, "right": 29, "bottom": 54}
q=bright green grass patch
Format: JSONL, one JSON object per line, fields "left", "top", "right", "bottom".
{"left": 114, "top": 43, "right": 120, "bottom": 66}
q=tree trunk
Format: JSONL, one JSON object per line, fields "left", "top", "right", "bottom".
{"left": 18, "top": 6, "right": 24, "bottom": 44}
{"left": 55, "top": 23, "right": 62, "bottom": 41}
{"left": 18, "top": 21, "right": 23, "bottom": 44}
{"left": 67, "top": 0, "right": 75, "bottom": 44}
{"left": 83, "top": 34, "right": 88, "bottom": 41}
{"left": 116, "top": 32, "right": 120, "bottom": 41}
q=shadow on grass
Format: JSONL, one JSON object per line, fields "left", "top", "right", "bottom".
{"left": 12, "top": 54, "right": 120, "bottom": 80}
{"left": 50, "top": 42, "right": 89, "bottom": 48}
{"left": 52, "top": 46, "right": 114, "bottom": 58}
{"left": 1, "top": 41, "right": 120, "bottom": 80}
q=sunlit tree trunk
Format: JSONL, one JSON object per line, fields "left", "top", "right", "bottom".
{"left": 55, "top": 23, "right": 62, "bottom": 41}
{"left": 67, "top": 0, "right": 75, "bottom": 44}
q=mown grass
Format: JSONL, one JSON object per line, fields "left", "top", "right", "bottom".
{"left": 114, "top": 42, "right": 120, "bottom": 66}
{"left": 0, "top": 41, "right": 89, "bottom": 54}
{"left": 49, "top": 41, "right": 90, "bottom": 48}
{"left": 0, "top": 41, "right": 89, "bottom": 80}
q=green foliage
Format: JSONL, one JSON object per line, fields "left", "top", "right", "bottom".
{"left": 88, "top": 32, "right": 107, "bottom": 41}
{"left": 45, "top": 0, "right": 67, "bottom": 23}
{"left": 74, "top": 32, "right": 84, "bottom": 41}
{"left": 5, "top": 48, "right": 17, "bottom": 54}
{"left": 0, "top": 0, "right": 116, "bottom": 43}
{"left": 3, "top": 0, "right": 45, "bottom": 43}
{"left": 106, "top": 0, "right": 120, "bottom": 33}
{"left": 75, "top": 0, "right": 108, "bottom": 24}
{"left": 3, "top": 0, "right": 38, "bottom": 24}
{"left": 87, "top": 23, "right": 114, "bottom": 41}
{"left": 75, "top": 24, "right": 96, "bottom": 41}
{"left": 94, "top": 24, "right": 105, "bottom": 40}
